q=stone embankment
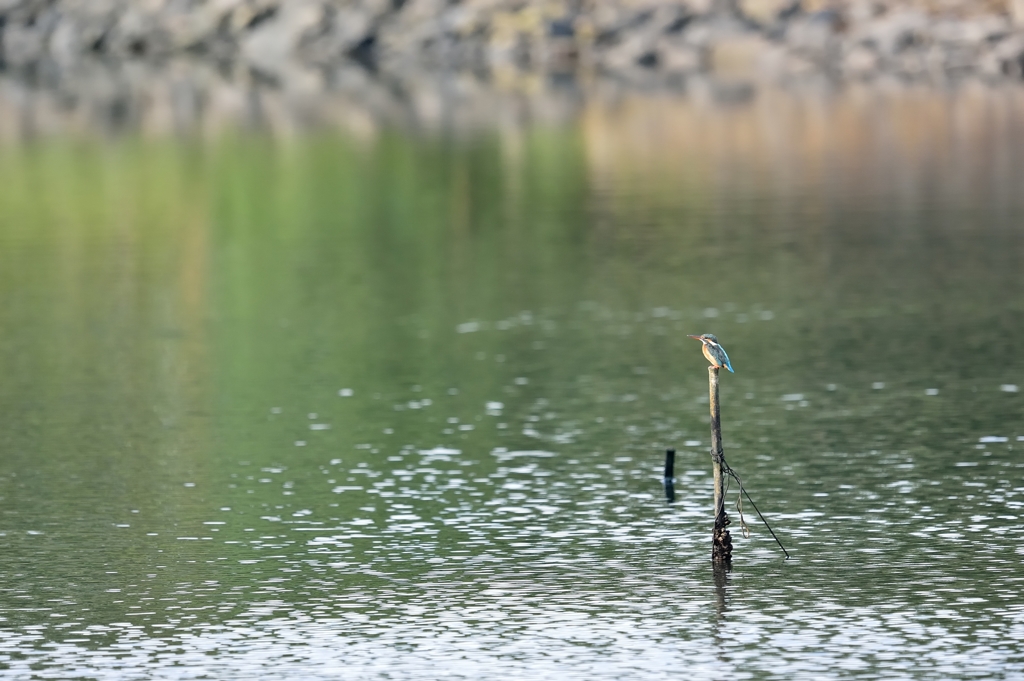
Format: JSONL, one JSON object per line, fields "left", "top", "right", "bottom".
{"left": 1, "top": 0, "right": 1023, "bottom": 137}
{"left": 3, "top": 0, "right": 1024, "bottom": 82}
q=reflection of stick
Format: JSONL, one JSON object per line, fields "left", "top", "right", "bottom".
{"left": 709, "top": 367, "right": 732, "bottom": 564}
{"left": 664, "top": 449, "right": 676, "bottom": 503}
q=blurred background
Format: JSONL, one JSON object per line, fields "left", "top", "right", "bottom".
{"left": 3, "top": 0, "right": 1024, "bottom": 136}
{"left": 1, "top": 1, "right": 1024, "bottom": 678}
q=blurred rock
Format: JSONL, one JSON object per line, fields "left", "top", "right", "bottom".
{"left": 709, "top": 33, "right": 777, "bottom": 78}
{"left": 786, "top": 9, "right": 842, "bottom": 61}
{"left": 738, "top": 0, "right": 799, "bottom": 26}
{"left": 842, "top": 43, "right": 879, "bottom": 76}
{"left": 301, "top": 2, "right": 386, "bottom": 64}
{"left": 240, "top": 2, "right": 325, "bottom": 76}
{"left": 856, "top": 9, "right": 929, "bottom": 56}
{"left": 992, "top": 33, "right": 1024, "bottom": 77}
{"left": 930, "top": 15, "right": 1009, "bottom": 47}
{"left": 657, "top": 37, "right": 703, "bottom": 73}
{"left": 3, "top": 24, "right": 48, "bottom": 66}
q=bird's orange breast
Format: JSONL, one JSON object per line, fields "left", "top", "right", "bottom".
{"left": 702, "top": 344, "right": 720, "bottom": 366}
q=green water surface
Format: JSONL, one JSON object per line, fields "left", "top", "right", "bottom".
{"left": 0, "top": 123, "right": 1022, "bottom": 679}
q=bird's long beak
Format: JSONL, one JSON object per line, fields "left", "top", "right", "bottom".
{"left": 687, "top": 335, "right": 702, "bottom": 341}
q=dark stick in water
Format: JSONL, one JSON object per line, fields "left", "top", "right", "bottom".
{"left": 664, "top": 448, "right": 676, "bottom": 503}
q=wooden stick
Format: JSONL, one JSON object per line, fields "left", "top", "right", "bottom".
{"left": 709, "top": 366, "right": 733, "bottom": 564}
{"left": 664, "top": 448, "right": 676, "bottom": 503}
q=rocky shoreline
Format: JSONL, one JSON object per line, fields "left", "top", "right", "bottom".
{"left": 1, "top": 0, "right": 1023, "bottom": 136}
{"left": 4, "top": 0, "right": 1024, "bottom": 81}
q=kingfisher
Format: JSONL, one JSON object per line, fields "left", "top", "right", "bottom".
{"left": 687, "top": 334, "right": 734, "bottom": 373}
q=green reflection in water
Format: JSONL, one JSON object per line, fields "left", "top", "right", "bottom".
{"left": 0, "top": 126, "right": 1022, "bottom": 674}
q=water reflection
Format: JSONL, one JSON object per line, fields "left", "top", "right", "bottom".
{"left": 1, "top": 89, "right": 1024, "bottom": 677}
{"left": 712, "top": 562, "right": 730, "bottom": 669}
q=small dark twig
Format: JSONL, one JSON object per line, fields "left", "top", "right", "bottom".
{"left": 664, "top": 449, "right": 676, "bottom": 503}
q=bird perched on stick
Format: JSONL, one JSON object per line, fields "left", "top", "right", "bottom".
{"left": 687, "top": 334, "right": 734, "bottom": 373}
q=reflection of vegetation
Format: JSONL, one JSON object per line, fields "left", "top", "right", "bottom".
{"left": 0, "top": 141, "right": 210, "bottom": 508}
{"left": 206, "top": 129, "right": 597, "bottom": 453}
